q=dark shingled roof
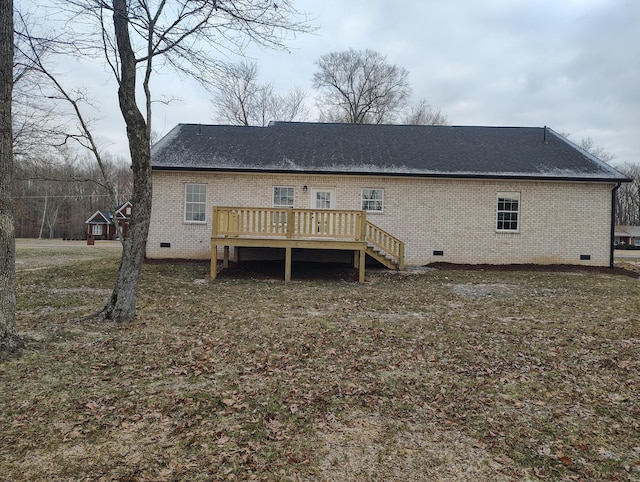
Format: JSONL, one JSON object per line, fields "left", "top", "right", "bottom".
{"left": 151, "top": 122, "right": 628, "bottom": 182}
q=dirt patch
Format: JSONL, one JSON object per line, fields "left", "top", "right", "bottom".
{"left": 318, "top": 413, "right": 525, "bottom": 481}
{"left": 452, "top": 283, "right": 522, "bottom": 298}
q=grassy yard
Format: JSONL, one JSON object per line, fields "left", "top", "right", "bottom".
{"left": 2, "top": 243, "right": 640, "bottom": 481}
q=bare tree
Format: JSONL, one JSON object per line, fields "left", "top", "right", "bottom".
{"left": 213, "top": 60, "right": 308, "bottom": 126}
{"left": 1, "top": 0, "right": 22, "bottom": 353}
{"left": 214, "top": 61, "right": 261, "bottom": 126}
{"left": 313, "top": 48, "right": 411, "bottom": 124}
{"left": 577, "top": 137, "right": 615, "bottom": 164}
{"left": 33, "top": 1, "right": 311, "bottom": 323}
{"left": 615, "top": 163, "right": 640, "bottom": 226}
{"left": 561, "top": 133, "right": 616, "bottom": 164}
{"left": 272, "top": 86, "right": 308, "bottom": 124}
{"left": 401, "top": 98, "right": 449, "bottom": 126}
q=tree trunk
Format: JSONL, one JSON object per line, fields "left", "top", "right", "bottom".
{"left": 98, "top": 0, "right": 152, "bottom": 323}
{"left": 0, "top": 0, "right": 22, "bottom": 352}
{"left": 48, "top": 206, "right": 59, "bottom": 239}
{"left": 38, "top": 190, "right": 47, "bottom": 239}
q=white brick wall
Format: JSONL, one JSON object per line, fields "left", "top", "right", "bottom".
{"left": 147, "top": 171, "right": 615, "bottom": 267}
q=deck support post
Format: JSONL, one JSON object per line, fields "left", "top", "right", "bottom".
{"left": 353, "top": 250, "right": 359, "bottom": 268}
{"left": 223, "top": 246, "right": 230, "bottom": 268}
{"left": 210, "top": 243, "right": 217, "bottom": 279}
{"left": 285, "top": 246, "right": 292, "bottom": 282}
{"left": 358, "top": 247, "right": 365, "bottom": 283}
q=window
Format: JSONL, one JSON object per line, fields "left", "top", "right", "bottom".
{"left": 273, "top": 186, "right": 294, "bottom": 224}
{"left": 273, "top": 187, "right": 294, "bottom": 209}
{"left": 92, "top": 225, "right": 102, "bottom": 235}
{"left": 361, "top": 188, "right": 384, "bottom": 212}
{"left": 496, "top": 192, "right": 520, "bottom": 231}
{"left": 185, "top": 184, "right": 206, "bottom": 222}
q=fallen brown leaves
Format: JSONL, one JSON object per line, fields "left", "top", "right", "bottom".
{"left": 1, "top": 249, "right": 640, "bottom": 480}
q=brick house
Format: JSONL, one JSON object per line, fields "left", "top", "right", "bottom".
{"left": 85, "top": 201, "right": 133, "bottom": 240}
{"left": 146, "top": 122, "right": 628, "bottom": 278}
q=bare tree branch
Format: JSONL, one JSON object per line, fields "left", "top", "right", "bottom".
{"left": 401, "top": 98, "right": 449, "bottom": 126}
{"left": 212, "top": 60, "right": 308, "bottom": 126}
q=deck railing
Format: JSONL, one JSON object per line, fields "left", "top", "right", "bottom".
{"left": 212, "top": 206, "right": 367, "bottom": 241}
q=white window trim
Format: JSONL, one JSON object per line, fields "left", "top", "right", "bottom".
{"left": 496, "top": 191, "right": 520, "bottom": 233}
{"left": 184, "top": 183, "right": 207, "bottom": 223}
{"left": 361, "top": 188, "right": 384, "bottom": 213}
{"left": 92, "top": 224, "right": 102, "bottom": 235}
{"left": 273, "top": 186, "right": 295, "bottom": 209}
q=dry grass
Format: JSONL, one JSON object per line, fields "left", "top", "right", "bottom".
{"left": 2, "top": 244, "right": 640, "bottom": 481}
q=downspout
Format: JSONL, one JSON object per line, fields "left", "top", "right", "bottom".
{"left": 610, "top": 182, "right": 621, "bottom": 268}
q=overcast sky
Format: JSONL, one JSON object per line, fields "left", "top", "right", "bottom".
{"left": 25, "top": 0, "right": 640, "bottom": 166}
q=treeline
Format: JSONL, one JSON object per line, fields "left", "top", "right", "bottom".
{"left": 13, "top": 152, "right": 132, "bottom": 239}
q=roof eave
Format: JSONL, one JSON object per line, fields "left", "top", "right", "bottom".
{"left": 151, "top": 165, "right": 631, "bottom": 183}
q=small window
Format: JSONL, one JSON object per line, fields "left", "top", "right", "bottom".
{"left": 185, "top": 184, "right": 206, "bottom": 222}
{"left": 362, "top": 188, "right": 384, "bottom": 212}
{"left": 273, "top": 187, "right": 294, "bottom": 208}
{"left": 496, "top": 192, "right": 520, "bottom": 231}
{"left": 273, "top": 187, "right": 294, "bottom": 224}
{"left": 92, "top": 225, "right": 102, "bottom": 235}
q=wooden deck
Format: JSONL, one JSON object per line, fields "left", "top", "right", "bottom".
{"left": 210, "top": 207, "right": 404, "bottom": 282}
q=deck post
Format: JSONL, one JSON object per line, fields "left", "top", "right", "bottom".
{"left": 358, "top": 247, "right": 365, "bottom": 283}
{"left": 223, "top": 246, "right": 230, "bottom": 268}
{"left": 353, "top": 250, "right": 359, "bottom": 268}
{"left": 399, "top": 243, "right": 405, "bottom": 270}
{"left": 210, "top": 243, "right": 217, "bottom": 279}
{"left": 212, "top": 207, "right": 218, "bottom": 237}
{"left": 285, "top": 246, "right": 292, "bottom": 282}
{"left": 358, "top": 211, "right": 367, "bottom": 241}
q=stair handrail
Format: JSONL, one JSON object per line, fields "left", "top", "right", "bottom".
{"left": 366, "top": 221, "right": 405, "bottom": 270}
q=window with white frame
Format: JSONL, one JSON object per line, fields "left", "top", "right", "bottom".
{"left": 496, "top": 192, "right": 520, "bottom": 231}
{"left": 273, "top": 186, "right": 294, "bottom": 224}
{"left": 185, "top": 184, "right": 207, "bottom": 222}
{"left": 361, "top": 188, "right": 384, "bottom": 212}
{"left": 92, "top": 225, "right": 102, "bottom": 235}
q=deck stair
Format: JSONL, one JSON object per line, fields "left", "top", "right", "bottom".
{"left": 364, "top": 221, "right": 405, "bottom": 270}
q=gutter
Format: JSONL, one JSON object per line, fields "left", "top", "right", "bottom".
{"left": 610, "top": 182, "right": 622, "bottom": 268}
